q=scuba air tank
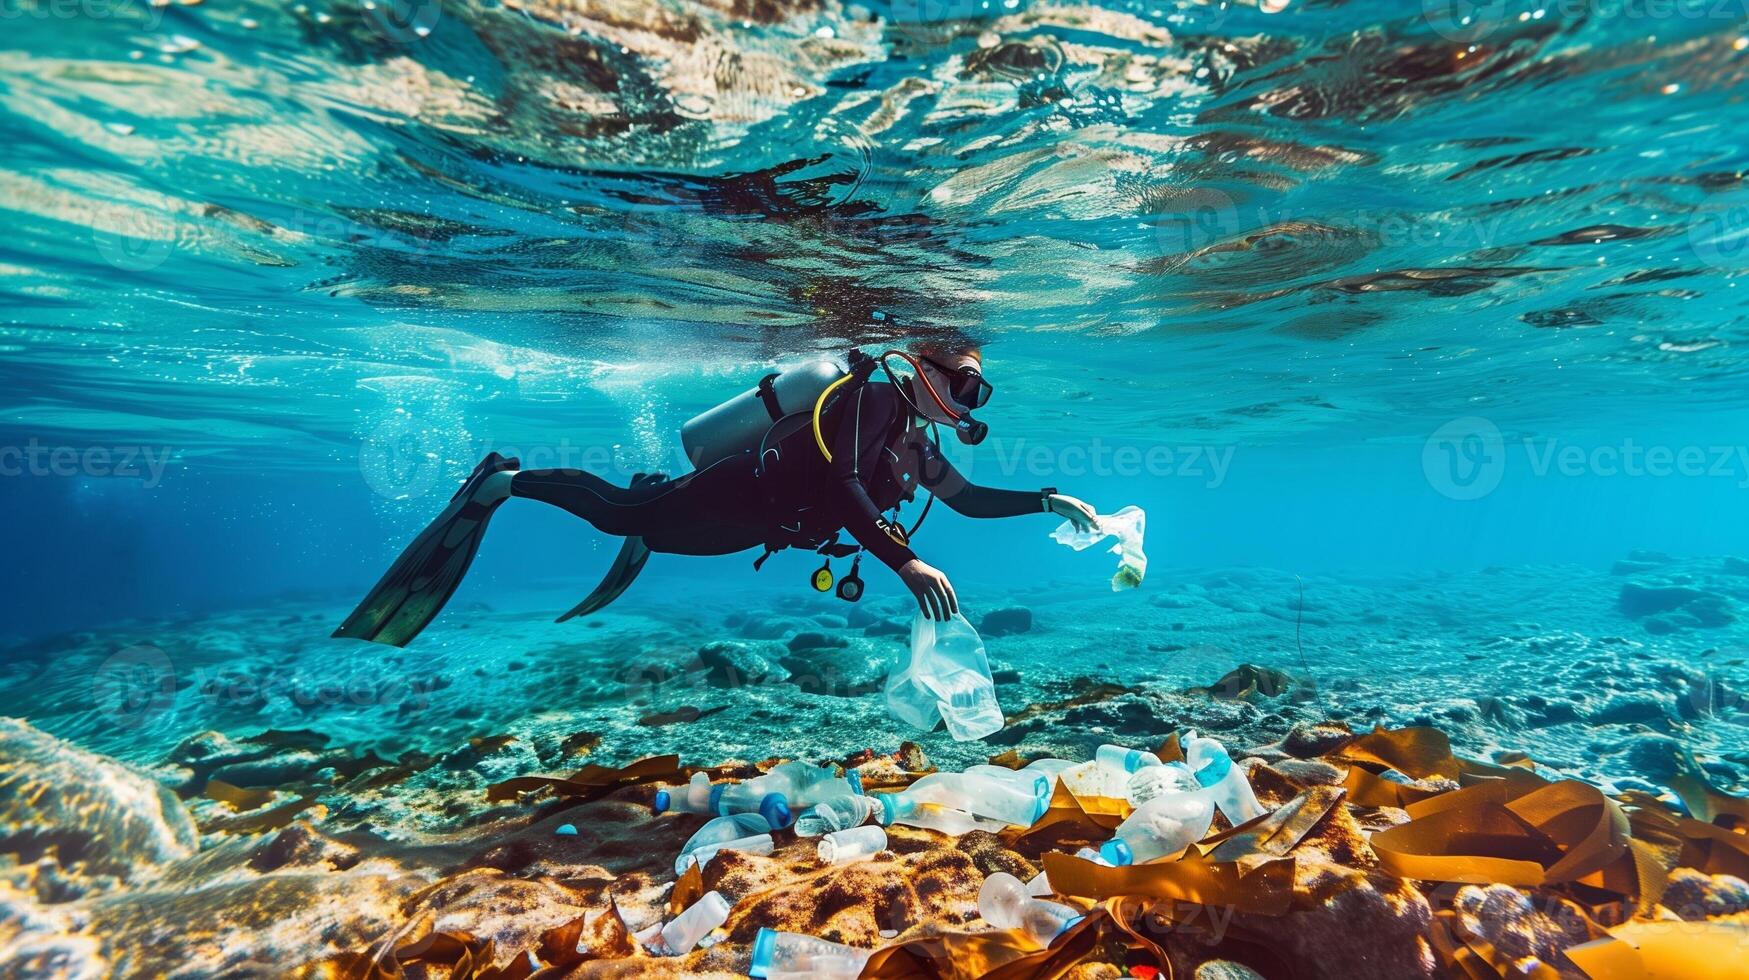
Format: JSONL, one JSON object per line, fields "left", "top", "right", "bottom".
{"left": 681, "top": 360, "right": 844, "bottom": 470}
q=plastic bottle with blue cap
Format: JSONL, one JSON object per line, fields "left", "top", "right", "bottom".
{"left": 873, "top": 792, "right": 1006, "bottom": 836}
{"left": 1096, "top": 790, "right": 1215, "bottom": 866}
{"left": 749, "top": 928, "right": 872, "bottom": 979}
{"left": 708, "top": 762, "right": 862, "bottom": 830}
{"left": 1094, "top": 743, "right": 1162, "bottom": 773}
{"left": 978, "top": 873, "right": 1083, "bottom": 948}
{"left": 880, "top": 769, "right": 1048, "bottom": 827}
{"left": 1183, "top": 730, "right": 1265, "bottom": 825}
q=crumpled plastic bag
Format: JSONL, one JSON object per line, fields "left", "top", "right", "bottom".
{"left": 1050, "top": 505, "right": 1146, "bottom": 590}
{"left": 884, "top": 613, "right": 1005, "bottom": 741}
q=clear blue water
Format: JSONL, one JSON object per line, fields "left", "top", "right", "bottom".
{"left": 2, "top": 1, "right": 1748, "bottom": 664}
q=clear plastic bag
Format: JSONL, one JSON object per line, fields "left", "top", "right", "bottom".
{"left": 1050, "top": 505, "right": 1147, "bottom": 590}
{"left": 884, "top": 613, "right": 1005, "bottom": 741}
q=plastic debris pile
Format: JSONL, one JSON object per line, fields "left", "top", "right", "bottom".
{"left": 305, "top": 723, "right": 1749, "bottom": 978}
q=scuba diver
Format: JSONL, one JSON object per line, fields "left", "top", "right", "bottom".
{"left": 335, "top": 344, "right": 1100, "bottom": 646}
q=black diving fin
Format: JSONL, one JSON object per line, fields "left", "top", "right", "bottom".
{"left": 556, "top": 535, "right": 650, "bottom": 622}
{"left": 334, "top": 452, "right": 519, "bottom": 647}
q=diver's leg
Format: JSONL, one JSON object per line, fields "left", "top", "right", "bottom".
{"left": 511, "top": 461, "right": 767, "bottom": 555}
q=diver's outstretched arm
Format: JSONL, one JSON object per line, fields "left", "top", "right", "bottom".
{"left": 915, "top": 443, "right": 1097, "bottom": 530}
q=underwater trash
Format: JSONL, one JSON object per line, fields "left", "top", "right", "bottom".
{"left": 794, "top": 794, "right": 880, "bottom": 837}
{"left": 885, "top": 770, "right": 1049, "bottom": 827}
{"left": 555, "top": 823, "right": 578, "bottom": 837}
{"left": 651, "top": 890, "right": 731, "bottom": 956}
{"left": 1125, "top": 759, "right": 1201, "bottom": 807}
{"left": 884, "top": 612, "right": 1005, "bottom": 741}
{"left": 817, "top": 824, "right": 887, "bottom": 864}
{"left": 653, "top": 771, "right": 718, "bottom": 815}
{"left": 675, "top": 813, "right": 775, "bottom": 874}
{"left": 1049, "top": 505, "right": 1146, "bottom": 590}
{"left": 749, "top": 928, "right": 873, "bottom": 979}
{"left": 875, "top": 792, "right": 1007, "bottom": 835}
{"left": 978, "top": 872, "right": 1083, "bottom": 947}
{"left": 713, "top": 761, "right": 861, "bottom": 829}
{"left": 1098, "top": 790, "right": 1216, "bottom": 866}
{"left": 1183, "top": 730, "right": 1266, "bottom": 825}
{"left": 1093, "top": 743, "right": 1161, "bottom": 773}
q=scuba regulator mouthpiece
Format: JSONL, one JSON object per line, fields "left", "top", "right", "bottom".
{"left": 953, "top": 415, "right": 989, "bottom": 446}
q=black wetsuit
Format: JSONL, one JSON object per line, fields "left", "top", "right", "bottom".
{"left": 509, "top": 380, "right": 1046, "bottom": 571}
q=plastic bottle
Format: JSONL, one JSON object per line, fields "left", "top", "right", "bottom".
{"left": 894, "top": 771, "right": 1047, "bottom": 826}
{"left": 713, "top": 763, "right": 862, "bottom": 829}
{"left": 1023, "top": 757, "right": 1077, "bottom": 787}
{"left": 978, "top": 873, "right": 1083, "bottom": 947}
{"left": 652, "top": 772, "right": 716, "bottom": 815}
{"left": 794, "top": 795, "right": 879, "bottom": 837}
{"left": 1095, "top": 743, "right": 1162, "bottom": 773}
{"left": 1182, "top": 730, "right": 1265, "bottom": 825}
{"left": 885, "top": 613, "right": 1004, "bottom": 741}
{"left": 817, "top": 825, "right": 887, "bottom": 864}
{"left": 652, "top": 890, "right": 730, "bottom": 955}
{"left": 874, "top": 792, "right": 1006, "bottom": 836}
{"left": 1097, "top": 791, "right": 1215, "bottom": 866}
{"left": 675, "top": 813, "right": 774, "bottom": 874}
{"left": 963, "top": 764, "right": 1051, "bottom": 799}
{"left": 749, "top": 928, "right": 872, "bottom": 979}
{"left": 1125, "top": 760, "right": 1201, "bottom": 807}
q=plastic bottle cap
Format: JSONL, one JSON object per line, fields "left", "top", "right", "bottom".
{"left": 760, "top": 793, "right": 793, "bottom": 830}
{"left": 1098, "top": 838, "right": 1133, "bottom": 866}
{"left": 875, "top": 793, "right": 899, "bottom": 826}
{"left": 652, "top": 790, "right": 671, "bottom": 815}
{"left": 847, "top": 769, "right": 863, "bottom": 795}
{"left": 1194, "top": 752, "right": 1232, "bottom": 788}
{"left": 749, "top": 928, "right": 777, "bottom": 978}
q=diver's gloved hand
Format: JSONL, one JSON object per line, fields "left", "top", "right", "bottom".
{"left": 1046, "top": 494, "right": 1098, "bottom": 533}
{"left": 898, "top": 558, "right": 959, "bottom": 621}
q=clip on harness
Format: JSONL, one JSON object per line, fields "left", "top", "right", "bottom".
{"left": 748, "top": 349, "right": 942, "bottom": 602}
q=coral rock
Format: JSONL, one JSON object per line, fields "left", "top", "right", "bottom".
{"left": 0, "top": 717, "right": 197, "bottom": 889}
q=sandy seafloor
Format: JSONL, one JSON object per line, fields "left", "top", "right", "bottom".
{"left": 2, "top": 551, "right": 1747, "bottom": 976}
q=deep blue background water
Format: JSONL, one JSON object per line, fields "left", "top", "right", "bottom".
{"left": 4, "top": 0, "right": 1749, "bottom": 641}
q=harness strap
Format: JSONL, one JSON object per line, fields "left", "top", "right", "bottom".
{"left": 756, "top": 373, "right": 784, "bottom": 422}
